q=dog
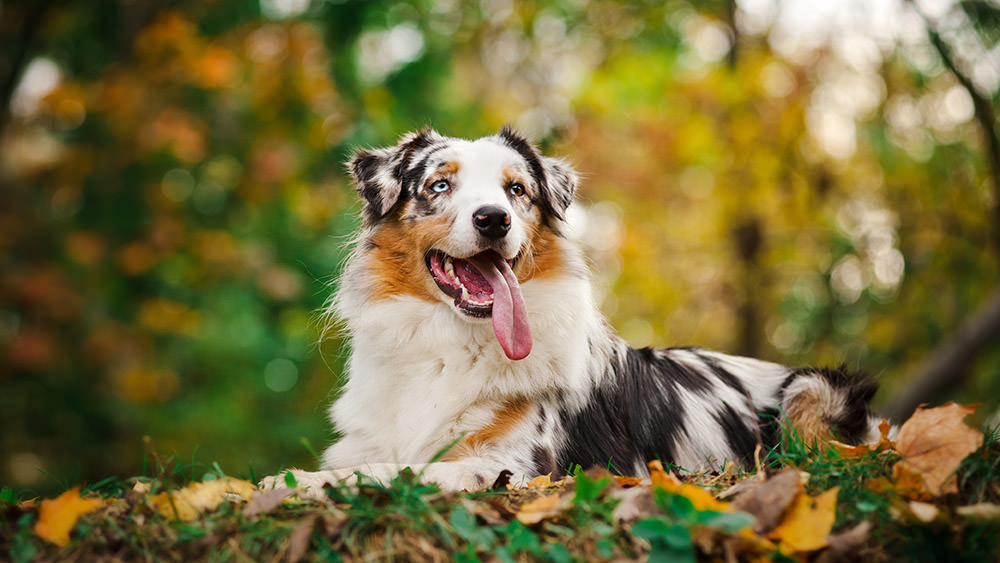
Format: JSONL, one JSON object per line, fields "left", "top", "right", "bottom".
{"left": 261, "top": 127, "right": 884, "bottom": 494}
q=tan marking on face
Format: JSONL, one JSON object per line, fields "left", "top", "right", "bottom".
{"left": 423, "top": 161, "right": 461, "bottom": 193}
{"left": 367, "top": 212, "right": 454, "bottom": 302}
{"left": 515, "top": 224, "right": 569, "bottom": 282}
{"left": 784, "top": 391, "right": 834, "bottom": 444}
{"left": 502, "top": 167, "right": 529, "bottom": 190}
{"left": 441, "top": 398, "right": 531, "bottom": 461}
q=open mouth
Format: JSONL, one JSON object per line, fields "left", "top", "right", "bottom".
{"left": 425, "top": 249, "right": 533, "bottom": 360}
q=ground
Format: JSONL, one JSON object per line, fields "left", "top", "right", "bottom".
{"left": 2, "top": 403, "right": 999, "bottom": 562}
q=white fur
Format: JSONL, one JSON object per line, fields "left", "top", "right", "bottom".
{"left": 259, "top": 130, "right": 880, "bottom": 497}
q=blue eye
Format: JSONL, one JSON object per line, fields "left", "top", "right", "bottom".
{"left": 430, "top": 180, "right": 450, "bottom": 193}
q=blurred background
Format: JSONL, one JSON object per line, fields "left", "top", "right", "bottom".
{"left": 2, "top": 0, "right": 999, "bottom": 494}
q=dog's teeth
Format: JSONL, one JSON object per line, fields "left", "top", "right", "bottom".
{"left": 461, "top": 286, "right": 470, "bottom": 301}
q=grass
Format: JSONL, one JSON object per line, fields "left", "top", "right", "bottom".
{"left": 2, "top": 427, "right": 999, "bottom": 562}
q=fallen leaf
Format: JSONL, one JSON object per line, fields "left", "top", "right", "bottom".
{"left": 908, "top": 501, "right": 939, "bottom": 523}
{"left": 286, "top": 515, "right": 317, "bottom": 563}
{"left": 648, "top": 459, "right": 682, "bottom": 489}
{"left": 730, "top": 468, "right": 802, "bottom": 534}
{"left": 243, "top": 487, "right": 294, "bottom": 518}
{"left": 878, "top": 419, "right": 893, "bottom": 441}
{"left": 647, "top": 460, "right": 729, "bottom": 512}
{"left": 515, "top": 492, "right": 569, "bottom": 525}
{"left": 613, "top": 475, "right": 644, "bottom": 487}
{"left": 870, "top": 468, "right": 930, "bottom": 501}
{"left": 956, "top": 503, "right": 1000, "bottom": 520}
{"left": 830, "top": 419, "right": 896, "bottom": 458}
{"left": 459, "top": 497, "right": 506, "bottom": 526}
{"left": 610, "top": 485, "right": 658, "bottom": 522}
{"left": 151, "top": 477, "right": 255, "bottom": 521}
{"left": 769, "top": 487, "right": 839, "bottom": 554}
{"left": 34, "top": 487, "right": 106, "bottom": 547}
{"left": 817, "top": 521, "right": 872, "bottom": 563}
{"left": 526, "top": 474, "right": 552, "bottom": 488}
{"left": 894, "top": 403, "right": 983, "bottom": 495}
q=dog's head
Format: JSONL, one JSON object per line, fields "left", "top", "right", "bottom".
{"left": 347, "top": 127, "right": 578, "bottom": 360}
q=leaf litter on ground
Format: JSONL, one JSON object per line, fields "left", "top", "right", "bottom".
{"left": 2, "top": 401, "right": 999, "bottom": 561}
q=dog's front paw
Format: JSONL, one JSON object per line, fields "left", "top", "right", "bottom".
{"left": 258, "top": 469, "right": 353, "bottom": 502}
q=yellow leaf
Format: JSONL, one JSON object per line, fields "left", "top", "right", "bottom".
{"left": 647, "top": 459, "right": 682, "bottom": 489}
{"left": 768, "top": 487, "right": 839, "bottom": 554}
{"left": 647, "top": 460, "right": 729, "bottom": 512}
{"left": 894, "top": 403, "right": 983, "bottom": 495}
{"left": 151, "top": 477, "right": 255, "bottom": 521}
{"left": 526, "top": 473, "right": 552, "bottom": 488}
{"left": 34, "top": 487, "right": 105, "bottom": 547}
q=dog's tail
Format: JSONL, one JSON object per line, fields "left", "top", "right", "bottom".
{"left": 778, "top": 367, "right": 890, "bottom": 445}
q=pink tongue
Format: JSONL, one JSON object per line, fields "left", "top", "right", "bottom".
{"left": 469, "top": 253, "right": 532, "bottom": 360}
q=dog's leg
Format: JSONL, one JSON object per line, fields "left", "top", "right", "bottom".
{"left": 258, "top": 458, "right": 519, "bottom": 497}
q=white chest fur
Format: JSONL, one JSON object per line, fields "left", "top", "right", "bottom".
{"left": 323, "top": 273, "right": 604, "bottom": 468}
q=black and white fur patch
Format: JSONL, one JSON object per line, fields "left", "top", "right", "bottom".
{"left": 260, "top": 128, "right": 886, "bottom": 495}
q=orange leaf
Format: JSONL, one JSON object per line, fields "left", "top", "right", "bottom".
{"left": 647, "top": 459, "right": 682, "bottom": 489}
{"left": 894, "top": 403, "right": 983, "bottom": 495}
{"left": 33, "top": 487, "right": 105, "bottom": 547}
{"left": 768, "top": 487, "right": 839, "bottom": 553}
{"left": 613, "top": 475, "right": 643, "bottom": 487}
{"left": 830, "top": 418, "right": 896, "bottom": 458}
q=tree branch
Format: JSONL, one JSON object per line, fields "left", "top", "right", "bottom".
{"left": 918, "top": 4, "right": 1000, "bottom": 256}
{"left": 885, "top": 286, "right": 1000, "bottom": 421}
{"left": 0, "top": 3, "right": 50, "bottom": 139}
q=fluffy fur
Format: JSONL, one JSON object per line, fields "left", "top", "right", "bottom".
{"left": 261, "top": 127, "right": 884, "bottom": 494}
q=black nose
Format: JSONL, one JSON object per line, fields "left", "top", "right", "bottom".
{"left": 472, "top": 205, "right": 511, "bottom": 240}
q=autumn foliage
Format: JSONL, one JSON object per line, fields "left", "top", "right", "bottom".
{"left": 4, "top": 401, "right": 998, "bottom": 561}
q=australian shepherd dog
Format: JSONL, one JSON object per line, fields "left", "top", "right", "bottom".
{"left": 263, "top": 127, "right": 884, "bottom": 494}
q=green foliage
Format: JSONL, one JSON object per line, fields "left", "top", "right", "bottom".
{"left": 2, "top": 0, "right": 999, "bottom": 501}
{"left": 633, "top": 488, "right": 754, "bottom": 563}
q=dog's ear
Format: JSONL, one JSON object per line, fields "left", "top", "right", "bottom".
{"left": 349, "top": 127, "right": 442, "bottom": 222}
{"left": 539, "top": 156, "right": 578, "bottom": 220}
{"left": 495, "top": 126, "right": 577, "bottom": 221}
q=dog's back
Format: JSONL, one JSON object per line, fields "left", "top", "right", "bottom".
{"left": 263, "top": 128, "right": 884, "bottom": 493}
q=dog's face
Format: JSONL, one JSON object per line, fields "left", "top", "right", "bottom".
{"left": 348, "top": 127, "right": 578, "bottom": 360}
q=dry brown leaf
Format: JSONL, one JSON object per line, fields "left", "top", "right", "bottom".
{"left": 243, "top": 487, "right": 294, "bottom": 518}
{"left": 459, "top": 497, "right": 506, "bottom": 526}
{"left": 286, "top": 515, "right": 317, "bottom": 563}
{"left": 730, "top": 468, "right": 802, "bottom": 534}
{"left": 33, "top": 487, "right": 106, "bottom": 547}
{"left": 818, "top": 521, "right": 872, "bottom": 563}
{"left": 610, "top": 485, "right": 658, "bottom": 522}
{"left": 769, "top": 487, "right": 839, "bottom": 554}
{"left": 151, "top": 477, "right": 255, "bottom": 521}
{"left": 894, "top": 402, "right": 983, "bottom": 495}
{"left": 515, "top": 492, "right": 568, "bottom": 525}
